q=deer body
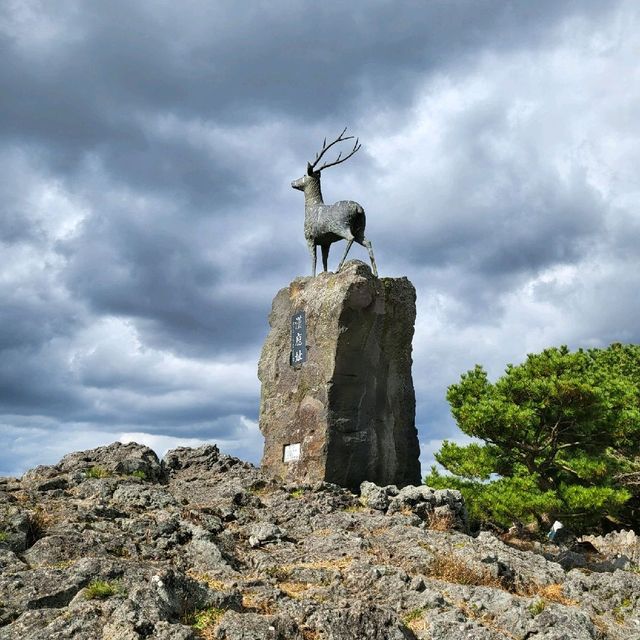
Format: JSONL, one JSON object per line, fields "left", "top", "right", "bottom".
{"left": 292, "top": 129, "right": 378, "bottom": 277}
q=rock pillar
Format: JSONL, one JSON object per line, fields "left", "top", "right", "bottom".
{"left": 258, "top": 260, "right": 421, "bottom": 490}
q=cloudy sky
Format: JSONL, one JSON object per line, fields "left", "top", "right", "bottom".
{"left": 1, "top": 0, "right": 639, "bottom": 477}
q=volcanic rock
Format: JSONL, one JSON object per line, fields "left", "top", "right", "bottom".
{"left": 0, "top": 441, "right": 639, "bottom": 639}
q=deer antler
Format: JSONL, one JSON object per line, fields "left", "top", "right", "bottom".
{"left": 309, "top": 127, "right": 361, "bottom": 172}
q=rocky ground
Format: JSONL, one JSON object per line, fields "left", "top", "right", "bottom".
{"left": 1, "top": 443, "right": 639, "bottom": 640}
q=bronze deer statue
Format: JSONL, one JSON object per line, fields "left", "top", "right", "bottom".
{"left": 291, "top": 128, "right": 378, "bottom": 277}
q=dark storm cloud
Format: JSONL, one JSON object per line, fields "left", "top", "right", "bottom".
{"left": 0, "top": 353, "right": 79, "bottom": 415}
{"left": 1, "top": 2, "right": 610, "bottom": 183}
{"left": 0, "top": 289, "right": 77, "bottom": 352}
{"left": 60, "top": 192, "right": 279, "bottom": 356}
{"left": 0, "top": 297, "right": 87, "bottom": 416}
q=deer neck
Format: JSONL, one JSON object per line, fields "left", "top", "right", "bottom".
{"left": 304, "top": 177, "right": 324, "bottom": 207}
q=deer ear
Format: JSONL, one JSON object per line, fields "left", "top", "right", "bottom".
{"left": 306, "top": 163, "right": 313, "bottom": 176}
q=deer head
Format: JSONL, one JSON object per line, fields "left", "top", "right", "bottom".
{"left": 291, "top": 128, "right": 361, "bottom": 196}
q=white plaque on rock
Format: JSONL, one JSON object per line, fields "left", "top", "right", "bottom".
{"left": 283, "top": 443, "right": 301, "bottom": 462}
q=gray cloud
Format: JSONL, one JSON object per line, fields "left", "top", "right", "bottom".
{"left": 0, "top": 1, "right": 610, "bottom": 190}
{"left": 0, "top": 0, "right": 638, "bottom": 477}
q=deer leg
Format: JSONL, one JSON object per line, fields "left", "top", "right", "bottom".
{"left": 337, "top": 237, "right": 355, "bottom": 272}
{"left": 357, "top": 237, "right": 378, "bottom": 277}
{"left": 321, "top": 245, "right": 330, "bottom": 272}
{"left": 309, "top": 242, "right": 317, "bottom": 276}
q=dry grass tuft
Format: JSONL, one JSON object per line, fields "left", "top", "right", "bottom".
{"left": 278, "top": 581, "right": 311, "bottom": 599}
{"left": 14, "top": 491, "right": 33, "bottom": 505}
{"left": 590, "top": 614, "right": 610, "bottom": 635}
{"left": 281, "top": 558, "right": 352, "bottom": 573}
{"left": 456, "top": 600, "right": 517, "bottom": 639}
{"left": 186, "top": 570, "right": 228, "bottom": 591}
{"left": 533, "top": 583, "right": 577, "bottom": 606}
{"left": 516, "top": 581, "right": 577, "bottom": 605}
{"left": 427, "top": 553, "right": 577, "bottom": 609}
{"left": 26, "top": 507, "right": 55, "bottom": 544}
{"left": 241, "top": 590, "right": 275, "bottom": 615}
{"left": 262, "top": 557, "right": 350, "bottom": 604}
{"left": 426, "top": 510, "right": 456, "bottom": 532}
{"left": 403, "top": 608, "right": 428, "bottom": 632}
{"left": 428, "top": 552, "right": 503, "bottom": 588}
{"left": 343, "top": 504, "right": 367, "bottom": 513}
{"left": 180, "top": 508, "right": 207, "bottom": 526}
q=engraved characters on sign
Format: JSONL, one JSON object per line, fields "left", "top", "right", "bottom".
{"left": 290, "top": 311, "right": 307, "bottom": 365}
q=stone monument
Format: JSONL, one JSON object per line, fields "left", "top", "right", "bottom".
{"left": 259, "top": 131, "right": 420, "bottom": 490}
{"left": 258, "top": 260, "right": 421, "bottom": 490}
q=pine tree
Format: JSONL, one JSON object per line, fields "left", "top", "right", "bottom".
{"left": 425, "top": 344, "right": 640, "bottom": 531}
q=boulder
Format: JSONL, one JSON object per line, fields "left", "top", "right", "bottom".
{"left": 360, "top": 481, "right": 399, "bottom": 511}
{"left": 248, "top": 522, "right": 285, "bottom": 548}
{"left": 361, "top": 481, "right": 468, "bottom": 531}
{"left": 21, "top": 442, "right": 165, "bottom": 488}
{"left": 582, "top": 529, "right": 640, "bottom": 565}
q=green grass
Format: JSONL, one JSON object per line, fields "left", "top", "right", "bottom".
{"left": 403, "top": 608, "right": 424, "bottom": 624}
{"left": 84, "top": 580, "right": 123, "bottom": 600}
{"left": 528, "top": 600, "right": 546, "bottom": 616}
{"left": 0, "top": 531, "right": 8, "bottom": 542}
{"left": 192, "top": 607, "right": 225, "bottom": 630}
{"left": 129, "top": 470, "right": 147, "bottom": 480}
{"left": 181, "top": 607, "right": 226, "bottom": 635}
{"left": 403, "top": 608, "right": 427, "bottom": 632}
{"left": 613, "top": 598, "right": 632, "bottom": 623}
{"left": 85, "top": 466, "right": 110, "bottom": 479}
{"left": 343, "top": 504, "right": 366, "bottom": 513}
{"left": 289, "top": 488, "right": 305, "bottom": 499}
